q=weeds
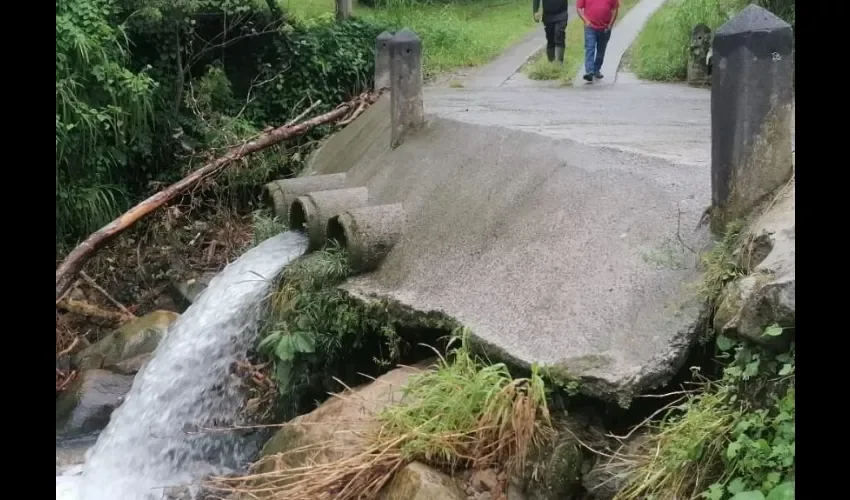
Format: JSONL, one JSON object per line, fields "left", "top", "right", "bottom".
{"left": 251, "top": 210, "right": 289, "bottom": 246}
{"left": 211, "top": 329, "right": 554, "bottom": 499}
{"left": 379, "top": 330, "right": 554, "bottom": 472}
{"left": 699, "top": 220, "right": 745, "bottom": 306}
{"left": 629, "top": 0, "right": 746, "bottom": 81}
{"left": 282, "top": 0, "right": 536, "bottom": 78}
{"left": 612, "top": 328, "right": 795, "bottom": 500}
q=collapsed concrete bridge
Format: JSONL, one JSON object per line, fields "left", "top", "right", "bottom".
{"left": 262, "top": 5, "right": 795, "bottom": 405}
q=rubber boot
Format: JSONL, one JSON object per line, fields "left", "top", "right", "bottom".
{"left": 546, "top": 47, "right": 555, "bottom": 62}
{"left": 555, "top": 47, "right": 565, "bottom": 64}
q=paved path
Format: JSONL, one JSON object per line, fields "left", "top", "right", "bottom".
{"left": 427, "top": 0, "right": 714, "bottom": 167}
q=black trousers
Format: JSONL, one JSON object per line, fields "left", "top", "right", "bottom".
{"left": 544, "top": 18, "right": 567, "bottom": 49}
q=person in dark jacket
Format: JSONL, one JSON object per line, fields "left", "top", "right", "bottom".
{"left": 533, "top": 0, "right": 570, "bottom": 64}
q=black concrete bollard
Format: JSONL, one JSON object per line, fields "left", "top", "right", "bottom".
{"left": 389, "top": 28, "right": 424, "bottom": 149}
{"left": 375, "top": 31, "right": 393, "bottom": 92}
{"left": 710, "top": 4, "right": 794, "bottom": 230}
{"left": 335, "top": 0, "right": 352, "bottom": 21}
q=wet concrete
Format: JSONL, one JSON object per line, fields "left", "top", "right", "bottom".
{"left": 426, "top": 76, "right": 712, "bottom": 166}
{"left": 304, "top": 0, "right": 792, "bottom": 403}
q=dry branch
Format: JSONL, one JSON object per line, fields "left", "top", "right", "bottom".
{"left": 55, "top": 92, "right": 379, "bottom": 301}
{"left": 57, "top": 298, "right": 131, "bottom": 324}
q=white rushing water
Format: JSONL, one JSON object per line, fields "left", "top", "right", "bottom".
{"left": 57, "top": 231, "right": 308, "bottom": 500}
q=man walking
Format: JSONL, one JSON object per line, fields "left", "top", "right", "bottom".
{"left": 533, "top": 0, "right": 570, "bottom": 64}
{"left": 577, "top": 0, "right": 619, "bottom": 82}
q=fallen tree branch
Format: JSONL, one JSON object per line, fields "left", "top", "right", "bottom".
{"left": 80, "top": 271, "right": 137, "bottom": 319}
{"left": 57, "top": 298, "right": 131, "bottom": 324}
{"left": 56, "top": 92, "right": 378, "bottom": 301}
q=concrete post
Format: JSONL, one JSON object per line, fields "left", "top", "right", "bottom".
{"left": 389, "top": 28, "right": 424, "bottom": 149}
{"left": 336, "top": 0, "right": 352, "bottom": 21}
{"left": 375, "top": 31, "right": 393, "bottom": 92}
{"left": 710, "top": 4, "right": 794, "bottom": 230}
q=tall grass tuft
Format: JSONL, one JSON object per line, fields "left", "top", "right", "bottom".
{"left": 629, "top": 0, "right": 746, "bottom": 81}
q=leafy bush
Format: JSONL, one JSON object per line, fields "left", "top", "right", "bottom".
{"left": 615, "top": 328, "right": 795, "bottom": 500}
{"left": 256, "top": 244, "right": 411, "bottom": 418}
{"left": 56, "top": 0, "right": 158, "bottom": 241}
{"left": 56, "top": 0, "right": 387, "bottom": 248}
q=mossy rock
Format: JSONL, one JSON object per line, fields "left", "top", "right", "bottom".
{"left": 72, "top": 310, "right": 179, "bottom": 370}
{"left": 521, "top": 433, "right": 584, "bottom": 500}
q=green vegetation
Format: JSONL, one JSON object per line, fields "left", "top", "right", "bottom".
{"left": 228, "top": 329, "right": 556, "bottom": 499}
{"left": 379, "top": 331, "right": 553, "bottom": 471}
{"left": 56, "top": 0, "right": 384, "bottom": 249}
{"left": 629, "top": 0, "right": 795, "bottom": 81}
{"left": 525, "top": 0, "right": 640, "bottom": 85}
{"left": 699, "top": 220, "right": 746, "bottom": 306}
{"left": 615, "top": 329, "right": 795, "bottom": 500}
{"left": 57, "top": 0, "right": 536, "bottom": 251}
{"left": 283, "top": 0, "right": 537, "bottom": 78}
{"left": 253, "top": 234, "right": 459, "bottom": 418}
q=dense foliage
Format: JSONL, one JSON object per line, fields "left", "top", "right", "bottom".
{"left": 56, "top": 0, "right": 386, "bottom": 247}
{"left": 629, "top": 0, "right": 795, "bottom": 82}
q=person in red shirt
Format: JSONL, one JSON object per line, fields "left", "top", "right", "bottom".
{"left": 577, "top": 0, "right": 620, "bottom": 82}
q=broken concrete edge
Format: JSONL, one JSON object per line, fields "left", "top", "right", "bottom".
{"left": 339, "top": 285, "right": 710, "bottom": 408}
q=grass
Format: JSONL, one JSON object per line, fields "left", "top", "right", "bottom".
{"left": 525, "top": 0, "right": 640, "bottom": 85}
{"left": 611, "top": 335, "right": 795, "bottom": 500}
{"left": 629, "top": 0, "right": 746, "bottom": 81}
{"left": 279, "top": 0, "right": 537, "bottom": 78}
{"left": 699, "top": 219, "right": 745, "bottom": 306}
{"left": 211, "top": 330, "right": 555, "bottom": 499}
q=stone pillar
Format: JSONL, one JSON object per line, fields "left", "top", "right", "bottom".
{"left": 687, "top": 24, "right": 712, "bottom": 87}
{"left": 710, "top": 4, "right": 794, "bottom": 231}
{"left": 336, "top": 0, "right": 352, "bottom": 21}
{"left": 389, "top": 28, "right": 424, "bottom": 149}
{"left": 375, "top": 31, "right": 393, "bottom": 92}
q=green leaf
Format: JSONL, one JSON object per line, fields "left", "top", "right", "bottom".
{"left": 765, "top": 482, "right": 794, "bottom": 500}
{"left": 763, "top": 324, "right": 784, "bottom": 337}
{"left": 275, "top": 336, "right": 296, "bottom": 361}
{"left": 716, "top": 334, "right": 736, "bottom": 351}
{"left": 292, "top": 331, "right": 316, "bottom": 353}
{"left": 704, "top": 483, "right": 724, "bottom": 500}
{"left": 778, "top": 363, "right": 794, "bottom": 376}
{"left": 275, "top": 362, "right": 292, "bottom": 393}
{"left": 728, "top": 478, "right": 747, "bottom": 494}
{"left": 730, "top": 492, "right": 765, "bottom": 500}
{"left": 258, "top": 332, "right": 281, "bottom": 352}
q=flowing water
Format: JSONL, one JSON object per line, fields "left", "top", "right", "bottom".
{"left": 56, "top": 231, "right": 308, "bottom": 500}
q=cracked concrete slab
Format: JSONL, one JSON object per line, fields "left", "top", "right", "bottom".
{"left": 308, "top": 97, "right": 712, "bottom": 404}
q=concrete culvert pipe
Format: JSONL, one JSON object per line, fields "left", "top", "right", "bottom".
{"left": 289, "top": 187, "right": 369, "bottom": 251}
{"left": 261, "top": 173, "right": 348, "bottom": 220}
{"left": 326, "top": 203, "right": 405, "bottom": 273}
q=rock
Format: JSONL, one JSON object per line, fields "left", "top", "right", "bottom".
{"left": 56, "top": 369, "right": 134, "bottom": 437}
{"left": 716, "top": 183, "right": 795, "bottom": 347}
{"left": 111, "top": 353, "right": 153, "bottom": 375}
{"left": 522, "top": 434, "right": 584, "bottom": 500}
{"left": 259, "top": 361, "right": 432, "bottom": 471}
{"left": 72, "top": 310, "right": 179, "bottom": 370}
{"left": 582, "top": 432, "right": 649, "bottom": 500}
{"left": 381, "top": 462, "right": 466, "bottom": 500}
{"left": 171, "top": 273, "right": 217, "bottom": 308}
{"left": 471, "top": 468, "right": 499, "bottom": 492}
